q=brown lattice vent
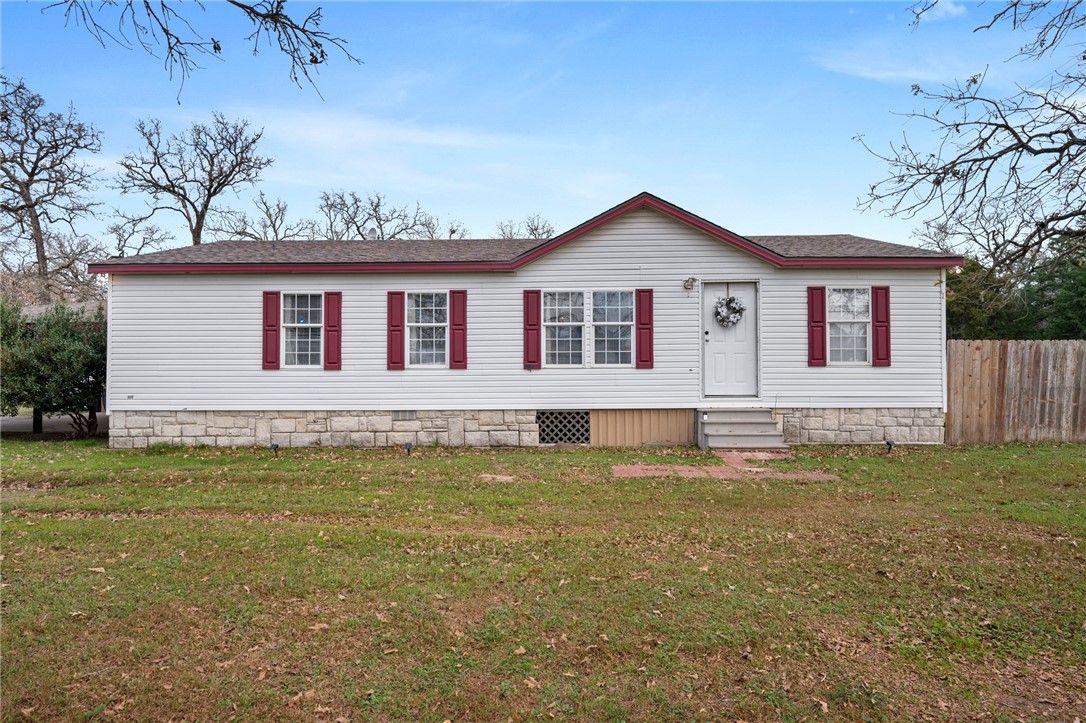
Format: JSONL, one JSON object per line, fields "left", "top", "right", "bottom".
{"left": 537, "top": 410, "right": 591, "bottom": 445}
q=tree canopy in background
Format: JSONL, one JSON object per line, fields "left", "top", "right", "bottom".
{"left": 861, "top": 1, "right": 1086, "bottom": 278}
{"left": 947, "top": 243, "right": 1086, "bottom": 340}
{"left": 0, "top": 297, "right": 107, "bottom": 435}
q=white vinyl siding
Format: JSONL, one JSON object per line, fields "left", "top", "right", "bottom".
{"left": 105, "top": 208, "right": 947, "bottom": 411}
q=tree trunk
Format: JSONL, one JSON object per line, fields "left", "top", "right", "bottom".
{"left": 21, "top": 188, "right": 51, "bottom": 301}
{"left": 32, "top": 407, "right": 43, "bottom": 433}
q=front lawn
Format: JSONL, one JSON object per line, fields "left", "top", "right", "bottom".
{"left": 1, "top": 441, "right": 1083, "bottom": 720}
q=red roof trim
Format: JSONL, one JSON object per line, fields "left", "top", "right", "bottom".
{"left": 87, "top": 192, "right": 964, "bottom": 275}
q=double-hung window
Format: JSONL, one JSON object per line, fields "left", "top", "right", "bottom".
{"left": 283, "top": 293, "right": 323, "bottom": 366}
{"left": 544, "top": 292, "right": 585, "bottom": 365}
{"left": 408, "top": 292, "right": 447, "bottom": 366}
{"left": 827, "top": 287, "right": 870, "bottom": 364}
{"left": 543, "top": 290, "right": 634, "bottom": 366}
{"left": 592, "top": 291, "right": 633, "bottom": 365}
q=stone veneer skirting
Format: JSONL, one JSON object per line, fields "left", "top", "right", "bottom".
{"left": 108, "top": 410, "right": 539, "bottom": 449}
{"left": 770, "top": 407, "right": 945, "bottom": 444}
{"left": 109, "top": 407, "right": 945, "bottom": 448}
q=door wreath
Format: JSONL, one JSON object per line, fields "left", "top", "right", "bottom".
{"left": 714, "top": 296, "right": 746, "bottom": 327}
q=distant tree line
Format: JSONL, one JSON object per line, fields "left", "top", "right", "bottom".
{"left": 1, "top": 75, "right": 555, "bottom": 304}
{"left": 947, "top": 240, "right": 1085, "bottom": 340}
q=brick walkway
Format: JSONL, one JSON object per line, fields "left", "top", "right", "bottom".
{"left": 612, "top": 450, "right": 838, "bottom": 481}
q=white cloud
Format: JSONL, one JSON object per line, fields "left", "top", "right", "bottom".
{"left": 916, "top": 1, "right": 967, "bottom": 23}
{"left": 810, "top": 40, "right": 977, "bottom": 83}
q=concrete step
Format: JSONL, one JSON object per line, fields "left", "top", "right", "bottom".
{"left": 698, "top": 409, "right": 775, "bottom": 423}
{"left": 703, "top": 434, "right": 790, "bottom": 451}
{"left": 697, "top": 408, "right": 788, "bottom": 451}
{"left": 700, "top": 422, "right": 780, "bottom": 436}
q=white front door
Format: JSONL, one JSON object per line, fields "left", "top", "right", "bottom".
{"left": 702, "top": 282, "right": 758, "bottom": 396}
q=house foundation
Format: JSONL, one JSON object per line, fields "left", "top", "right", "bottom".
{"left": 108, "top": 406, "right": 945, "bottom": 448}
{"left": 108, "top": 410, "right": 539, "bottom": 449}
{"left": 770, "top": 407, "right": 945, "bottom": 444}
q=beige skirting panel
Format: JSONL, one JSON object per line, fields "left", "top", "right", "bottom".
{"left": 589, "top": 409, "right": 695, "bottom": 447}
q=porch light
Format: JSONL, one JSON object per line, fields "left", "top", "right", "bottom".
{"left": 683, "top": 277, "right": 697, "bottom": 290}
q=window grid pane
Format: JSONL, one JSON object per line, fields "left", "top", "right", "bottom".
{"left": 594, "top": 324, "right": 631, "bottom": 365}
{"left": 285, "top": 327, "right": 322, "bottom": 366}
{"left": 591, "top": 291, "right": 633, "bottom": 323}
{"left": 545, "top": 326, "right": 583, "bottom": 365}
{"left": 283, "top": 293, "right": 323, "bottom": 325}
{"left": 407, "top": 292, "right": 448, "bottom": 366}
{"left": 829, "top": 322, "right": 869, "bottom": 363}
{"left": 828, "top": 288, "right": 870, "bottom": 321}
{"left": 543, "top": 292, "right": 584, "bottom": 323}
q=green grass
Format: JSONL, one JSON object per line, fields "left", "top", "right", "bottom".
{"left": 2, "top": 441, "right": 1084, "bottom": 721}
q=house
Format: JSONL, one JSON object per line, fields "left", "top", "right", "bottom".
{"left": 87, "top": 192, "right": 963, "bottom": 450}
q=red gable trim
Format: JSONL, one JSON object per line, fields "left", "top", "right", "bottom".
{"left": 87, "top": 193, "right": 964, "bottom": 275}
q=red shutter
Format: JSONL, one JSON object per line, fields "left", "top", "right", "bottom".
{"left": 387, "top": 291, "right": 405, "bottom": 370}
{"left": 872, "top": 285, "right": 891, "bottom": 367}
{"left": 807, "top": 287, "right": 827, "bottom": 367}
{"left": 523, "top": 290, "right": 542, "bottom": 369}
{"left": 449, "top": 290, "right": 467, "bottom": 369}
{"left": 635, "top": 288, "right": 654, "bottom": 369}
{"left": 324, "top": 291, "right": 342, "bottom": 371}
{"left": 262, "top": 291, "right": 280, "bottom": 370}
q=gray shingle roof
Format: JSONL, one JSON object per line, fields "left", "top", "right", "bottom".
{"left": 747, "top": 234, "right": 952, "bottom": 259}
{"left": 93, "top": 238, "right": 547, "bottom": 267}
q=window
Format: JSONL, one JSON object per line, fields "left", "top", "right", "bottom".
{"left": 408, "top": 292, "right": 447, "bottom": 366}
{"left": 543, "top": 290, "right": 634, "bottom": 366}
{"left": 544, "top": 291, "right": 584, "bottom": 365}
{"left": 592, "top": 291, "right": 633, "bottom": 365}
{"left": 283, "top": 293, "right": 323, "bottom": 366}
{"left": 828, "top": 287, "right": 870, "bottom": 363}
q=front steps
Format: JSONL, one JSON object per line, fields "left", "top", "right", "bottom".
{"left": 696, "top": 409, "right": 789, "bottom": 451}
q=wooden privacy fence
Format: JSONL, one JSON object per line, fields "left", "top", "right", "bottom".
{"left": 946, "top": 340, "right": 1086, "bottom": 444}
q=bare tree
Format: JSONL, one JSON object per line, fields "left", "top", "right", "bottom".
{"left": 47, "top": 0, "right": 361, "bottom": 93}
{"left": 210, "top": 192, "right": 308, "bottom": 241}
{"left": 0, "top": 76, "right": 101, "bottom": 302}
{"left": 106, "top": 213, "right": 174, "bottom": 257}
{"left": 309, "top": 191, "right": 443, "bottom": 240}
{"left": 859, "top": 1, "right": 1086, "bottom": 277}
{"left": 116, "top": 113, "right": 273, "bottom": 245}
{"left": 495, "top": 213, "right": 555, "bottom": 240}
{"left": 418, "top": 214, "right": 470, "bottom": 240}
{"left": 1, "top": 230, "right": 106, "bottom": 303}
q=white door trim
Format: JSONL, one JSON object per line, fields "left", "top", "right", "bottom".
{"left": 699, "top": 279, "right": 762, "bottom": 399}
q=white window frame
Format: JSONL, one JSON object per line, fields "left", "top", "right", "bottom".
{"left": 406, "top": 291, "right": 449, "bottom": 368}
{"left": 282, "top": 292, "right": 323, "bottom": 368}
{"left": 542, "top": 289, "right": 635, "bottom": 368}
{"left": 827, "top": 286, "right": 871, "bottom": 366}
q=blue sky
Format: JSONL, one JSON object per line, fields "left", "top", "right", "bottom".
{"left": 1, "top": 1, "right": 1040, "bottom": 247}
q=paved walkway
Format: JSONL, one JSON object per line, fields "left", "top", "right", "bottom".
{"left": 612, "top": 450, "right": 838, "bottom": 481}
{"left": 0, "top": 414, "right": 110, "bottom": 436}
